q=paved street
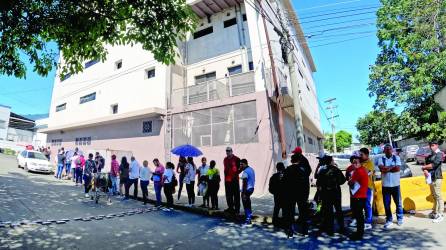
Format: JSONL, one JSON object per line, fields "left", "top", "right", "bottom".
{"left": 1, "top": 153, "right": 446, "bottom": 250}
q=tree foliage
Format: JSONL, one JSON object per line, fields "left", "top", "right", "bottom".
{"left": 0, "top": 0, "right": 197, "bottom": 78}
{"left": 324, "top": 130, "right": 353, "bottom": 153}
{"left": 368, "top": 0, "right": 446, "bottom": 141}
{"left": 356, "top": 110, "right": 400, "bottom": 146}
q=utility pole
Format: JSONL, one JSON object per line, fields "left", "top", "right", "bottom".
{"left": 325, "top": 98, "right": 339, "bottom": 153}
{"left": 388, "top": 130, "right": 393, "bottom": 147}
{"left": 275, "top": 4, "right": 305, "bottom": 151}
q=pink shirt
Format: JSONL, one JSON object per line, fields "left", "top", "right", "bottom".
{"left": 110, "top": 159, "right": 120, "bottom": 177}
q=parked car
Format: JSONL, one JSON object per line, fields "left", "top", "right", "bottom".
{"left": 415, "top": 147, "right": 432, "bottom": 165}
{"left": 372, "top": 154, "right": 413, "bottom": 180}
{"left": 400, "top": 145, "right": 419, "bottom": 162}
{"left": 17, "top": 150, "right": 54, "bottom": 174}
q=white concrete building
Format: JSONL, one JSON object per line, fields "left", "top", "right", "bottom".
{"left": 43, "top": 0, "right": 322, "bottom": 193}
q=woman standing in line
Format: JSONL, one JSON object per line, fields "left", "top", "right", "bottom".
{"left": 207, "top": 160, "right": 221, "bottom": 210}
{"left": 75, "top": 154, "right": 85, "bottom": 186}
{"left": 176, "top": 156, "right": 187, "bottom": 201}
{"left": 163, "top": 162, "right": 176, "bottom": 207}
{"left": 185, "top": 157, "right": 196, "bottom": 207}
{"left": 152, "top": 159, "right": 165, "bottom": 207}
{"left": 119, "top": 157, "right": 130, "bottom": 197}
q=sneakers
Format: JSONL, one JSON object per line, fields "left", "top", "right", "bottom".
{"left": 384, "top": 221, "right": 393, "bottom": 229}
{"left": 429, "top": 212, "right": 437, "bottom": 219}
{"left": 364, "top": 223, "right": 372, "bottom": 230}
{"left": 397, "top": 220, "right": 403, "bottom": 226}
{"left": 349, "top": 219, "right": 357, "bottom": 227}
{"left": 433, "top": 214, "right": 444, "bottom": 223}
{"left": 84, "top": 194, "right": 90, "bottom": 198}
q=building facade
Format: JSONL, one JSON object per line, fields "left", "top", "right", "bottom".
{"left": 42, "top": 0, "right": 323, "bottom": 194}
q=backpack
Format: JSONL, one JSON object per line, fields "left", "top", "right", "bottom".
{"left": 382, "top": 155, "right": 397, "bottom": 167}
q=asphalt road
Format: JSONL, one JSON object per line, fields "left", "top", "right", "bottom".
{"left": 1, "top": 154, "right": 446, "bottom": 249}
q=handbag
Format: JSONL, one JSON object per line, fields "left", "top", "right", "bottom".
{"left": 172, "top": 175, "right": 178, "bottom": 187}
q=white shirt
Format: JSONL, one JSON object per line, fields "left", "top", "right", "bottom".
{"left": 241, "top": 166, "right": 256, "bottom": 190}
{"left": 129, "top": 160, "right": 141, "bottom": 179}
{"left": 378, "top": 154, "right": 402, "bottom": 187}
{"left": 70, "top": 155, "right": 79, "bottom": 169}
{"left": 140, "top": 167, "right": 151, "bottom": 181}
{"left": 184, "top": 163, "right": 196, "bottom": 184}
{"left": 164, "top": 169, "right": 174, "bottom": 183}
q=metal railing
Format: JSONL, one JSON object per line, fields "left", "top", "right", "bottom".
{"left": 171, "top": 71, "right": 255, "bottom": 107}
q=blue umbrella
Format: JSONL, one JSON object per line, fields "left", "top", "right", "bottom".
{"left": 171, "top": 144, "right": 203, "bottom": 157}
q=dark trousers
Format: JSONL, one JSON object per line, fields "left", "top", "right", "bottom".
{"left": 164, "top": 183, "right": 174, "bottom": 206}
{"left": 75, "top": 168, "right": 83, "bottom": 184}
{"left": 83, "top": 174, "right": 92, "bottom": 194}
{"left": 208, "top": 183, "right": 220, "bottom": 209}
{"left": 225, "top": 181, "right": 240, "bottom": 213}
{"left": 140, "top": 180, "right": 149, "bottom": 204}
{"left": 125, "top": 178, "right": 138, "bottom": 199}
{"left": 382, "top": 186, "right": 403, "bottom": 222}
{"left": 351, "top": 198, "right": 366, "bottom": 238}
{"left": 177, "top": 174, "right": 185, "bottom": 200}
{"left": 242, "top": 188, "right": 254, "bottom": 219}
{"left": 186, "top": 182, "right": 195, "bottom": 205}
{"left": 286, "top": 197, "right": 309, "bottom": 234}
{"left": 321, "top": 190, "right": 344, "bottom": 234}
{"left": 273, "top": 195, "right": 285, "bottom": 226}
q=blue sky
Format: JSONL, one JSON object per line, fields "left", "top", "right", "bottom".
{"left": 0, "top": 0, "right": 380, "bottom": 141}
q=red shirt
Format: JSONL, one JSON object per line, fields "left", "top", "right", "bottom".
{"left": 350, "top": 166, "right": 368, "bottom": 198}
{"left": 110, "top": 159, "right": 120, "bottom": 177}
{"left": 223, "top": 155, "right": 240, "bottom": 182}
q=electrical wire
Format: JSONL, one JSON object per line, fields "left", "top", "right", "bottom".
{"left": 309, "top": 34, "right": 375, "bottom": 48}
{"left": 297, "top": 5, "right": 379, "bottom": 20}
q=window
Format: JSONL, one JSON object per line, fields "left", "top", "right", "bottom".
{"left": 0, "top": 120, "right": 6, "bottom": 129}
{"left": 85, "top": 59, "right": 99, "bottom": 68}
{"left": 193, "top": 26, "right": 213, "bottom": 39}
{"left": 195, "top": 72, "right": 216, "bottom": 84}
{"left": 115, "top": 60, "right": 122, "bottom": 70}
{"left": 306, "top": 84, "right": 310, "bottom": 91}
{"left": 80, "top": 92, "right": 96, "bottom": 104}
{"left": 228, "top": 65, "right": 242, "bottom": 76}
{"left": 60, "top": 73, "right": 71, "bottom": 81}
{"left": 75, "top": 137, "right": 91, "bottom": 146}
{"left": 248, "top": 61, "right": 254, "bottom": 71}
{"left": 142, "top": 121, "right": 153, "bottom": 134}
{"left": 111, "top": 104, "right": 118, "bottom": 114}
{"left": 51, "top": 139, "right": 62, "bottom": 146}
{"left": 56, "top": 103, "right": 66, "bottom": 112}
{"left": 243, "top": 14, "right": 247, "bottom": 21}
{"left": 298, "top": 69, "right": 304, "bottom": 79}
{"left": 308, "top": 137, "right": 314, "bottom": 145}
{"left": 146, "top": 68, "right": 156, "bottom": 79}
{"left": 223, "top": 18, "right": 237, "bottom": 28}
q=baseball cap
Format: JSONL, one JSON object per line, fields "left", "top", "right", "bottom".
{"left": 429, "top": 141, "right": 439, "bottom": 145}
{"left": 292, "top": 146, "right": 303, "bottom": 154}
{"left": 226, "top": 147, "right": 232, "bottom": 152}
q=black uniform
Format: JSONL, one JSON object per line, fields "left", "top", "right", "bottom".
{"left": 269, "top": 170, "right": 286, "bottom": 226}
{"left": 316, "top": 164, "right": 346, "bottom": 234}
{"left": 284, "top": 161, "right": 312, "bottom": 234}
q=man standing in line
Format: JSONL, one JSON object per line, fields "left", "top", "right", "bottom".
{"left": 124, "top": 156, "right": 141, "bottom": 200}
{"left": 378, "top": 144, "right": 403, "bottom": 228}
{"left": 348, "top": 155, "right": 368, "bottom": 240}
{"left": 240, "top": 159, "right": 255, "bottom": 224}
{"left": 269, "top": 162, "right": 286, "bottom": 227}
{"left": 95, "top": 152, "right": 105, "bottom": 173}
{"left": 56, "top": 148, "right": 66, "bottom": 179}
{"left": 223, "top": 147, "right": 241, "bottom": 214}
{"left": 83, "top": 153, "right": 97, "bottom": 198}
{"left": 422, "top": 141, "right": 444, "bottom": 223}
{"left": 198, "top": 157, "right": 210, "bottom": 208}
{"left": 359, "top": 148, "right": 375, "bottom": 230}
{"left": 284, "top": 153, "right": 312, "bottom": 237}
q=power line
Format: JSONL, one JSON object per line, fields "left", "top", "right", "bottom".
{"left": 309, "top": 34, "right": 375, "bottom": 48}
{"left": 303, "top": 17, "right": 376, "bottom": 32}
{"left": 298, "top": 0, "right": 363, "bottom": 12}
{"left": 292, "top": 10, "right": 377, "bottom": 25}
{"left": 297, "top": 5, "right": 379, "bottom": 20}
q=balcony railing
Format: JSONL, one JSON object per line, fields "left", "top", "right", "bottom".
{"left": 171, "top": 71, "right": 255, "bottom": 107}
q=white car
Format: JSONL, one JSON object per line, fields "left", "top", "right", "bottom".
{"left": 17, "top": 150, "right": 54, "bottom": 174}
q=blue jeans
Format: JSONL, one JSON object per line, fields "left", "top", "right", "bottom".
{"left": 65, "top": 163, "right": 71, "bottom": 177}
{"left": 110, "top": 176, "right": 119, "bottom": 195}
{"left": 56, "top": 164, "right": 64, "bottom": 179}
{"left": 365, "top": 188, "right": 373, "bottom": 224}
{"left": 140, "top": 180, "right": 150, "bottom": 203}
{"left": 382, "top": 186, "right": 403, "bottom": 222}
{"left": 154, "top": 182, "right": 163, "bottom": 206}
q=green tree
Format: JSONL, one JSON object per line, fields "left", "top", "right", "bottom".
{"left": 356, "top": 110, "right": 400, "bottom": 146}
{"left": 369, "top": 0, "right": 446, "bottom": 142}
{"left": 324, "top": 130, "right": 353, "bottom": 153}
{"left": 0, "top": 0, "right": 197, "bottom": 78}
